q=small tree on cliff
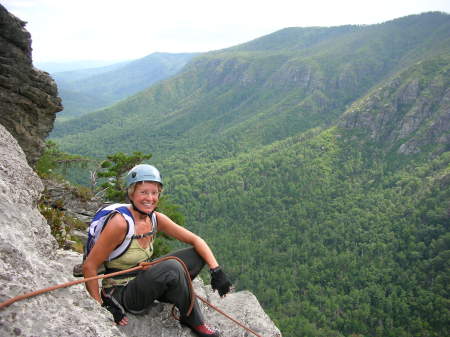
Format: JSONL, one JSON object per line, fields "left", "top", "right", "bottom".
{"left": 35, "top": 140, "right": 90, "bottom": 178}
{"left": 97, "top": 151, "right": 152, "bottom": 202}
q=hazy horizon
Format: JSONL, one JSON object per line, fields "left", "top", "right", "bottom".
{"left": 3, "top": 0, "right": 450, "bottom": 64}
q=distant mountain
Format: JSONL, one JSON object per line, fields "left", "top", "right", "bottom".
{"left": 51, "top": 13, "right": 450, "bottom": 337}
{"left": 51, "top": 60, "right": 132, "bottom": 82}
{"left": 52, "top": 12, "right": 450, "bottom": 161}
{"left": 52, "top": 52, "right": 198, "bottom": 118}
{"left": 35, "top": 59, "right": 128, "bottom": 73}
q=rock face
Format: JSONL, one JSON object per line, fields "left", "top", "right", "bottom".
{"left": 0, "top": 124, "right": 282, "bottom": 337}
{"left": 339, "top": 58, "right": 450, "bottom": 155}
{"left": 41, "top": 177, "right": 103, "bottom": 224}
{"left": 0, "top": 4, "right": 62, "bottom": 166}
{"left": 120, "top": 279, "right": 282, "bottom": 337}
{"left": 0, "top": 123, "right": 122, "bottom": 337}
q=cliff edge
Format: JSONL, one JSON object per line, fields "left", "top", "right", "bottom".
{"left": 0, "top": 4, "right": 62, "bottom": 166}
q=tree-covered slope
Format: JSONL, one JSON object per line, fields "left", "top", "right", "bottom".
{"left": 171, "top": 132, "right": 449, "bottom": 337}
{"left": 51, "top": 12, "right": 450, "bottom": 165}
{"left": 163, "top": 56, "right": 449, "bottom": 337}
{"left": 54, "top": 52, "right": 198, "bottom": 119}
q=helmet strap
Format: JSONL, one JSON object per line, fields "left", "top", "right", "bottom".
{"left": 130, "top": 200, "right": 154, "bottom": 218}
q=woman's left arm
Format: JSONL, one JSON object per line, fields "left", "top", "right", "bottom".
{"left": 156, "top": 212, "right": 219, "bottom": 269}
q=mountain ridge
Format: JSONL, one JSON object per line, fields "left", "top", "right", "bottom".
{"left": 53, "top": 52, "right": 198, "bottom": 118}
{"left": 52, "top": 12, "right": 450, "bottom": 163}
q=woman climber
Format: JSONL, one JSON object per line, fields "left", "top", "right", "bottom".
{"left": 82, "top": 164, "right": 232, "bottom": 337}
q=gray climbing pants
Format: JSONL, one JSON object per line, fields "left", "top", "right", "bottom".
{"left": 107, "top": 247, "right": 206, "bottom": 326}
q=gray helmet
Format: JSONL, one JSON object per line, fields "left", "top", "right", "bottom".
{"left": 126, "top": 164, "right": 163, "bottom": 188}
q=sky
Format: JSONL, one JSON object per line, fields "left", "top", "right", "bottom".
{"left": 2, "top": 0, "right": 450, "bottom": 64}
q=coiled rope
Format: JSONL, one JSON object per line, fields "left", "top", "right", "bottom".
{"left": 0, "top": 257, "right": 263, "bottom": 337}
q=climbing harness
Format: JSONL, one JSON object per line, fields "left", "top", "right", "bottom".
{"left": 0, "top": 257, "right": 263, "bottom": 337}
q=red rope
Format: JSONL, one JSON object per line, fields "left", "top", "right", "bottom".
{"left": 0, "top": 265, "right": 144, "bottom": 309}
{"left": 196, "top": 294, "right": 263, "bottom": 337}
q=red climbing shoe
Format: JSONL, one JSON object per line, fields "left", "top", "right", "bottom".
{"left": 184, "top": 322, "right": 220, "bottom": 337}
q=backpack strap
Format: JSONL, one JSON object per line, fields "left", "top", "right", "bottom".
{"left": 151, "top": 212, "right": 158, "bottom": 233}
{"left": 107, "top": 205, "right": 135, "bottom": 260}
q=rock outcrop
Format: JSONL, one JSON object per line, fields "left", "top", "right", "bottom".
{"left": 41, "top": 177, "right": 103, "bottom": 224}
{"left": 339, "top": 57, "right": 450, "bottom": 155}
{"left": 0, "top": 123, "right": 122, "bottom": 337}
{"left": 0, "top": 4, "right": 62, "bottom": 166}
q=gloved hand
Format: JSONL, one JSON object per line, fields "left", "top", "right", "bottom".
{"left": 101, "top": 289, "right": 126, "bottom": 324}
{"left": 210, "top": 266, "right": 232, "bottom": 297}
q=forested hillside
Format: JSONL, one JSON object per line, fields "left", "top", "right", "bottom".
{"left": 163, "top": 57, "right": 449, "bottom": 336}
{"left": 53, "top": 52, "right": 197, "bottom": 119}
{"left": 50, "top": 12, "right": 450, "bottom": 337}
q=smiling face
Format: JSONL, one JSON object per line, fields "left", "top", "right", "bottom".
{"left": 129, "top": 181, "right": 162, "bottom": 213}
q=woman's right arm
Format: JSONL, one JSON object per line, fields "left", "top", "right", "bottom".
{"left": 82, "top": 214, "right": 127, "bottom": 303}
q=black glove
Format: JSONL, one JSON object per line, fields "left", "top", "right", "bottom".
{"left": 101, "top": 289, "right": 126, "bottom": 324}
{"left": 210, "top": 266, "right": 232, "bottom": 297}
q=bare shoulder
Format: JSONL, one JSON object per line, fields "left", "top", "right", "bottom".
{"left": 155, "top": 211, "right": 168, "bottom": 221}
{"left": 155, "top": 212, "right": 198, "bottom": 244}
{"left": 154, "top": 211, "right": 176, "bottom": 229}
{"left": 155, "top": 212, "right": 179, "bottom": 225}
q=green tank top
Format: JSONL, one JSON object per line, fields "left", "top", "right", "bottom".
{"left": 102, "top": 239, "right": 153, "bottom": 288}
